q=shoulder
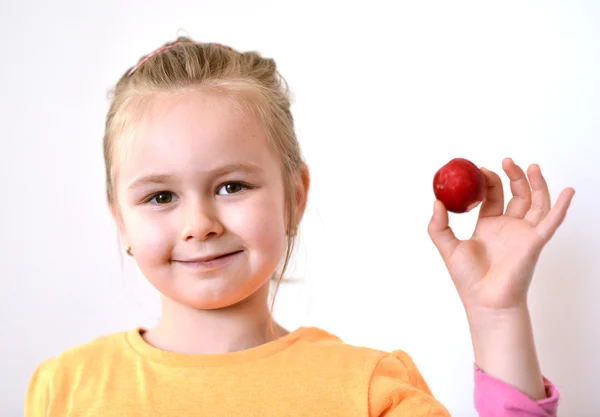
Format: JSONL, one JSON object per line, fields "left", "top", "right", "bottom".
{"left": 54, "top": 329, "right": 130, "bottom": 362}
{"left": 29, "top": 329, "right": 134, "bottom": 383}
{"left": 295, "top": 326, "right": 412, "bottom": 362}
{"left": 25, "top": 329, "right": 134, "bottom": 414}
{"left": 293, "top": 327, "right": 424, "bottom": 382}
{"left": 293, "top": 326, "right": 392, "bottom": 365}
{"left": 295, "top": 327, "right": 450, "bottom": 416}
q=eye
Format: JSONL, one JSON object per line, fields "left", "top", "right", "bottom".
{"left": 217, "top": 182, "right": 248, "bottom": 195}
{"left": 148, "top": 191, "right": 177, "bottom": 204}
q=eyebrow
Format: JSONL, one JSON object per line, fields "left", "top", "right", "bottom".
{"left": 127, "top": 163, "right": 264, "bottom": 190}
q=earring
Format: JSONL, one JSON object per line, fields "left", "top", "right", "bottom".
{"left": 288, "top": 225, "right": 298, "bottom": 237}
{"left": 126, "top": 246, "right": 133, "bottom": 256}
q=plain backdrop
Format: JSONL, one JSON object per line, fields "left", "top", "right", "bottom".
{"left": 1, "top": 0, "right": 598, "bottom": 415}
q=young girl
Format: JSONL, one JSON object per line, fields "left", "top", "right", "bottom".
{"left": 25, "top": 37, "right": 575, "bottom": 416}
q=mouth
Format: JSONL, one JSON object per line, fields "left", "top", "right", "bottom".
{"left": 175, "top": 250, "right": 241, "bottom": 262}
{"left": 174, "top": 250, "right": 244, "bottom": 265}
{"left": 204, "top": 250, "right": 243, "bottom": 262}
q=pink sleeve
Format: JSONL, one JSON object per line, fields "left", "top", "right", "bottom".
{"left": 473, "top": 364, "right": 559, "bottom": 417}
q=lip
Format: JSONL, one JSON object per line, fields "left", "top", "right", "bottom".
{"left": 178, "top": 251, "right": 243, "bottom": 263}
{"left": 173, "top": 250, "right": 244, "bottom": 271}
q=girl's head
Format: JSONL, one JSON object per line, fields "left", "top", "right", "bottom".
{"left": 103, "top": 37, "right": 309, "bottom": 311}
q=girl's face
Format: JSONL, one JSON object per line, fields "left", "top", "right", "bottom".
{"left": 113, "top": 90, "right": 296, "bottom": 310}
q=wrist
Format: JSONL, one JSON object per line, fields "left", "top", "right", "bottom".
{"left": 465, "top": 303, "right": 530, "bottom": 330}
{"left": 465, "top": 304, "right": 547, "bottom": 400}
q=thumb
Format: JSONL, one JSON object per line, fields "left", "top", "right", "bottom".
{"left": 427, "top": 200, "right": 460, "bottom": 263}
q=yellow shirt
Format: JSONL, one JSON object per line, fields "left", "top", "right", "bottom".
{"left": 25, "top": 327, "right": 450, "bottom": 416}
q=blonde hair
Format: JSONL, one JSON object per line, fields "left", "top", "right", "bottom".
{"left": 103, "top": 36, "right": 305, "bottom": 315}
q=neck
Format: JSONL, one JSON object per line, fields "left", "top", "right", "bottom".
{"left": 143, "top": 283, "right": 288, "bottom": 354}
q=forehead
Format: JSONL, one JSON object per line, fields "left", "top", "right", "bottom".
{"left": 120, "top": 90, "right": 277, "bottom": 176}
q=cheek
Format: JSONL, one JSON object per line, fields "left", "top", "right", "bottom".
{"left": 226, "top": 193, "right": 287, "bottom": 252}
{"left": 124, "top": 211, "right": 173, "bottom": 260}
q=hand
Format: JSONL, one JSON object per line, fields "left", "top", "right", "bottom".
{"left": 427, "top": 157, "right": 575, "bottom": 312}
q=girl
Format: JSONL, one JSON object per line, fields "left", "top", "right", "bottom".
{"left": 25, "top": 37, "right": 575, "bottom": 416}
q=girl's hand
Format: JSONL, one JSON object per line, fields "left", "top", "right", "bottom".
{"left": 427, "top": 157, "right": 575, "bottom": 312}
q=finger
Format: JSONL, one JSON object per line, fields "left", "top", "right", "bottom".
{"left": 524, "top": 164, "right": 552, "bottom": 226}
{"left": 478, "top": 168, "right": 504, "bottom": 219}
{"left": 503, "top": 158, "right": 532, "bottom": 219}
{"left": 536, "top": 187, "right": 575, "bottom": 242}
{"left": 428, "top": 199, "right": 460, "bottom": 264}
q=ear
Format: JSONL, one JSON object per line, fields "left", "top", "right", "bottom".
{"left": 292, "top": 163, "right": 311, "bottom": 227}
{"left": 110, "top": 202, "right": 129, "bottom": 246}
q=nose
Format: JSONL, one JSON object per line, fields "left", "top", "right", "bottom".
{"left": 180, "top": 198, "right": 224, "bottom": 241}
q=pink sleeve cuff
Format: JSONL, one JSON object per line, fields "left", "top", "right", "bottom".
{"left": 473, "top": 364, "right": 559, "bottom": 417}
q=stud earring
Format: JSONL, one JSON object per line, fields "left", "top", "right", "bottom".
{"left": 126, "top": 246, "right": 133, "bottom": 256}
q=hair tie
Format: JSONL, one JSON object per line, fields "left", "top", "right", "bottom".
{"left": 127, "top": 42, "right": 233, "bottom": 77}
{"left": 127, "top": 43, "right": 181, "bottom": 76}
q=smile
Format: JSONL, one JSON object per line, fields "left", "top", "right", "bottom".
{"left": 172, "top": 250, "right": 244, "bottom": 271}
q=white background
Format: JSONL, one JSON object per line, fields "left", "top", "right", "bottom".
{"left": 1, "top": 1, "right": 598, "bottom": 415}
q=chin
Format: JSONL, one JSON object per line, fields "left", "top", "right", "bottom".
{"left": 168, "top": 275, "right": 270, "bottom": 311}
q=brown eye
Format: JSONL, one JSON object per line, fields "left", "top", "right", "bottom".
{"left": 150, "top": 192, "right": 174, "bottom": 204}
{"left": 218, "top": 182, "right": 246, "bottom": 195}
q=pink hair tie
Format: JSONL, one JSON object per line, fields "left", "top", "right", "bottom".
{"left": 127, "top": 43, "right": 181, "bottom": 76}
{"left": 127, "top": 42, "right": 233, "bottom": 77}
